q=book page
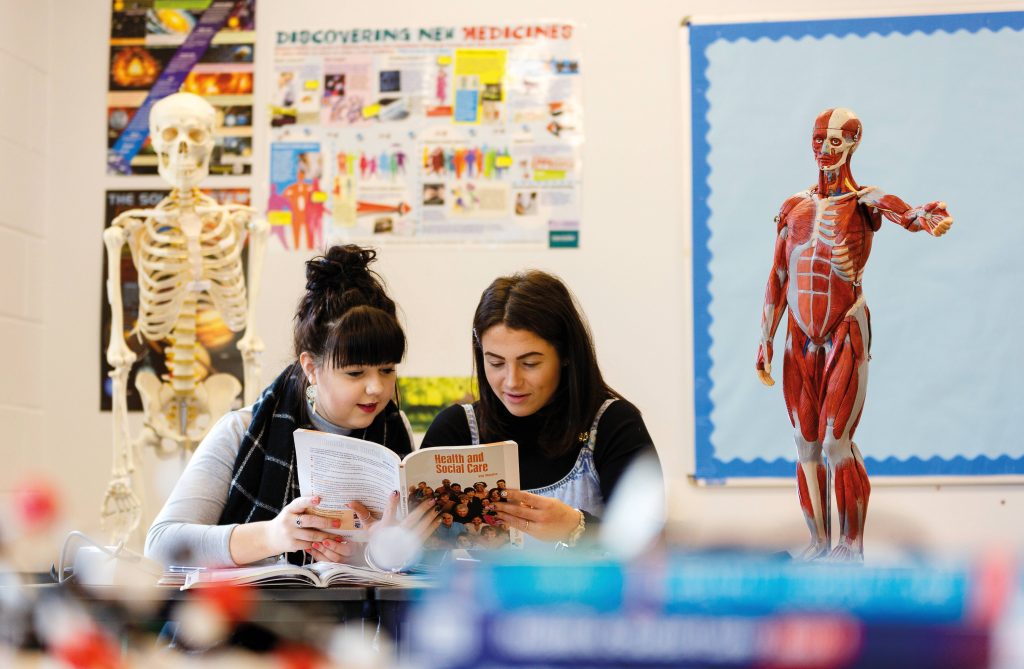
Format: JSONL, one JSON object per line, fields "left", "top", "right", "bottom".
{"left": 294, "top": 428, "right": 403, "bottom": 535}
{"left": 402, "top": 441, "right": 522, "bottom": 551}
{"left": 184, "top": 564, "right": 319, "bottom": 588}
{"left": 309, "top": 561, "right": 428, "bottom": 587}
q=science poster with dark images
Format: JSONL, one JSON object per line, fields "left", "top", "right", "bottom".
{"left": 99, "top": 188, "right": 250, "bottom": 411}
{"left": 107, "top": 0, "right": 256, "bottom": 176}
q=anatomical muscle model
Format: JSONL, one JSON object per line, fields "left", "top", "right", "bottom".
{"left": 756, "top": 108, "right": 952, "bottom": 561}
{"left": 102, "top": 92, "right": 269, "bottom": 541}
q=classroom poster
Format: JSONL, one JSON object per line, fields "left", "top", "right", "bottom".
{"left": 398, "top": 376, "right": 476, "bottom": 433}
{"left": 687, "top": 11, "right": 1024, "bottom": 478}
{"left": 267, "top": 23, "right": 584, "bottom": 248}
{"left": 107, "top": 0, "right": 256, "bottom": 176}
{"left": 99, "top": 188, "right": 250, "bottom": 411}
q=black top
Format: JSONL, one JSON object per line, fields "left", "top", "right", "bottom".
{"left": 420, "top": 399, "right": 658, "bottom": 504}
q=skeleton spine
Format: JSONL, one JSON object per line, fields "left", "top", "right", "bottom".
{"left": 168, "top": 293, "right": 199, "bottom": 395}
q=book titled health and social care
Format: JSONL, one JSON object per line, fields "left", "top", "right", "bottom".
{"left": 293, "top": 428, "right": 522, "bottom": 549}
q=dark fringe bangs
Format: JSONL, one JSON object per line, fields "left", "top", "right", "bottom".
{"left": 323, "top": 306, "right": 406, "bottom": 369}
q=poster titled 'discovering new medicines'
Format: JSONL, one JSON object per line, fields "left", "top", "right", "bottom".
{"left": 267, "top": 23, "right": 584, "bottom": 249}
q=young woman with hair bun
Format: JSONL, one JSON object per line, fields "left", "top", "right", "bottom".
{"left": 146, "top": 245, "right": 439, "bottom": 568}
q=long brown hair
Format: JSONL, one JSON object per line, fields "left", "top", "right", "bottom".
{"left": 471, "top": 270, "right": 614, "bottom": 456}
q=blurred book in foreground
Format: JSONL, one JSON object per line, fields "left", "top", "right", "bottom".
{"left": 403, "top": 552, "right": 1013, "bottom": 668}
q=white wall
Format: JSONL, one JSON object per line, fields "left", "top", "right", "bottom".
{"left": 6, "top": 0, "right": 1018, "bottom": 569}
{"left": 0, "top": 0, "right": 51, "bottom": 567}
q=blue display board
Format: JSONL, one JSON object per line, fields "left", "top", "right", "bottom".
{"left": 689, "top": 11, "right": 1024, "bottom": 479}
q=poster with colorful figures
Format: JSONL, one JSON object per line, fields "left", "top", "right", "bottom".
{"left": 267, "top": 23, "right": 583, "bottom": 248}
{"left": 107, "top": 0, "right": 256, "bottom": 176}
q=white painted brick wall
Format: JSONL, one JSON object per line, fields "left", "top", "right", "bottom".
{"left": 0, "top": 0, "right": 49, "bottom": 515}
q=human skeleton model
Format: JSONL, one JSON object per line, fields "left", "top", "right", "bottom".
{"left": 102, "top": 93, "right": 269, "bottom": 541}
{"left": 756, "top": 108, "right": 952, "bottom": 560}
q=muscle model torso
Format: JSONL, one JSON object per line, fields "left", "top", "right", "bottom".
{"left": 756, "top": 108, "right": 952, "bottom": 561}
{"left": 782, "top": 190, "right": 871, "bottom": 341}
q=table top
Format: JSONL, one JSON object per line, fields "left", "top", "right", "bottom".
{"left": 14, "top": 580, "right": 372, "bottom": 602}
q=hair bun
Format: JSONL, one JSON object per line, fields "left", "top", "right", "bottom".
{"left": 305, "top": 245, "right": 377, "bottom": 293}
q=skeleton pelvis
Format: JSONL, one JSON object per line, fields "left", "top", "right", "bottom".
{"left": 136, "top": 370, "right": 241, "bottom": 455}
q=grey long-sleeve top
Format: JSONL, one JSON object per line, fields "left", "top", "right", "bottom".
{"left": 144, "top": 406, "right": 364, "bottom": 568}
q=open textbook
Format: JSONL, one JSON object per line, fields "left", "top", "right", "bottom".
{"left": 180, "top": 560, "right": 427, "bottom": 589}
{"left": 294, "top": 429, "right": 522, "bottom": 550}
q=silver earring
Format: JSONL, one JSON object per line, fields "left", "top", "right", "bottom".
{"left": 305, "top": 384, "right": 317, "bottom": 404}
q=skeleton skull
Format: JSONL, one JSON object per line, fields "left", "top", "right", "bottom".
{"left": 149, "top": 92, "right": 217, "bottom": 190}
{"left": 812, "top": 108, "right": 861, "bottom": 172}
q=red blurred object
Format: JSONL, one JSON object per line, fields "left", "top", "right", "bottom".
{"left": 53, "top": 627, "right": 123, "bottom": 669}
{"left": 195, "top": 582, "right": 256, "bottom": 622}
{"left": 276, "top": 644, "right": 328, "bottom": 669}
{"left": 13, "top": 477, "right": 61, "bottom": 531}
{"left": 969, "top": 548, "right": 1016, "bottom": 627}
{"left": 758, "top": 614, "right": 861, "bottom": 668}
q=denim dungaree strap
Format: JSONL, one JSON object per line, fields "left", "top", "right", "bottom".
{"left": 461, "top": 403, "right": 480, "bottom": 445}
{"left": 461, "top": 398, "right": 615, "bottom": 519}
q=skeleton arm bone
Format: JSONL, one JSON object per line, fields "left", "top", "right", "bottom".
{"left": 103, "top": 213, "right": 149, "bottom": 369}
{"left": 103, "top": 210, "right": 160, "bottom": 350}
{"left": 856, "top": 186, "right": 953, "bottom": 236}
{"left": 231, "top": 206, "right": 269, "bottom": 405}
{"left": 103, "top": 221, "right": 137, "bottom": 475}
{"left": 102, "top": 211, "right": 151, "bottom": 540}
{"left": 757, "top": 216, "right": 791, "bottom": 386}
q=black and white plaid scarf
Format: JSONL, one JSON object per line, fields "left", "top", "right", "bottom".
{"left": 219, "top": 363, "right": 411, "bottom": 564}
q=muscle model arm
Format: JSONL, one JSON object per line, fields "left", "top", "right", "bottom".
{"left": 857, "top": 186, "right": 953, "bottom": 236}
{"left": 756, "top": 200, "right": 797, "bottom": 386}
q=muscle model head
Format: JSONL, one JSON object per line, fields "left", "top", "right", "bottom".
{"left": 812, "top": 108, "right": 862, "bottom": 194}
{"left": 812, "top": 108, "right": 861, "bottom": 170}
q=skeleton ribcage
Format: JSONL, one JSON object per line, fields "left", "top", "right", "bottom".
{"left": 135, "top": 221, "right": 189, "bottom": 342}
{"left": 200, "top": 210, "right": 248, "bottom": 332}
{"left": 135, "top": 211, "right": 248, "bottom": 343}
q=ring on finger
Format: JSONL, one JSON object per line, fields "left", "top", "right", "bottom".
{"left": 295, "top": 517, "right": 302, "bottom": 528}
